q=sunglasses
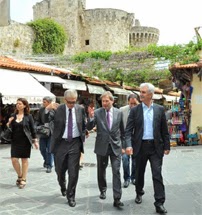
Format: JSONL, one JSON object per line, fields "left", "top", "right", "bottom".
{"left": 66, "top": 99, "right": 76, "bottom": 105}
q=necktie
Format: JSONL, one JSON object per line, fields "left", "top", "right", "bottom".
{"left": 107, "top": 110, "right": 110, "bottom": 129}
{"left": 68, "top": 109, "right": 73, "bottom": 141}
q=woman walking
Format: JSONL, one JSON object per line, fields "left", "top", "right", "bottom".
{"left": 7, "top": 98, "right": 38, "bottom": 189}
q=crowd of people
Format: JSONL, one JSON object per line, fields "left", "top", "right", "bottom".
{"left": 3, "top": 82, "right": 170, "bottom": 214}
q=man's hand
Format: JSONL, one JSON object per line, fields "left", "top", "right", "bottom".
{"left": 88, "top": 106, "right": 95, "bottom": 118}
{"left": 164, "top": 150, "right": 170, "bottom": 155}
{"left": 125, "top": 147, "right": 133, "bottom": 155}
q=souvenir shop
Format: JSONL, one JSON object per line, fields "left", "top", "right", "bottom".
{"left": 168, "top": 62, "right": 202, "bottom": 146}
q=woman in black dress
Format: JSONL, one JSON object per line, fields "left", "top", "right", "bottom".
{"left": 7, "top": 98, "right": 38, "bottom": 189}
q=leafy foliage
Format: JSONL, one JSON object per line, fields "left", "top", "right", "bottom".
{"left": 71, "top": 39, "right": 202, "bottom": 87}
{"left": 72, "top": 51, "right": 112, "bottom": 63}
{"left": 28, "top": 18, "right": 67, "bottom": 54}
{"left": 147, "top": 40, "right": 202, "bottom": 65}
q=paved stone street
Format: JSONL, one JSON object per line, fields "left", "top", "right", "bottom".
{"left": 0, "top": 133, "right": 202, "bottom": 215}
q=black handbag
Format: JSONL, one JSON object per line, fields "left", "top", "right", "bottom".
{"left": 36, "top": 125, "right": 50, "bottom": 138}
{"left": 1, "top": 127, "right": 12, "bottom": 142}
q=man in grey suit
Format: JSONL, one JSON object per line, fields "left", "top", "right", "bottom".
{"left": 51, "top": 89, "right": 86, "bottom": 207}
{"left": 125, "top": 83, "right": 170, "bottom": 214}
{"left": 87, "top": 91, "right": 125, "bottom": 208}
{"left": 120, "top": 94, "right": 139, "bottom": 188}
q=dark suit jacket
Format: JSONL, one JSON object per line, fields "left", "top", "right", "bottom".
{"left": 125, "top": 103, "right": 170, "bottom": 158}
{"left": 50, "top": 104, "right": 86, "bottom": 154}
{"left": 86, "top": 107, "right": 125, "bottom": 156}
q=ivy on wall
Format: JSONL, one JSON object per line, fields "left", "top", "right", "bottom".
{"left": 28, "top": 18, "right": 67, "bottom": 54}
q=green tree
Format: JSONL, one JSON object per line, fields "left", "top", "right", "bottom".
{"left": 28, "top": 18, "right": 67, "bottom": 54}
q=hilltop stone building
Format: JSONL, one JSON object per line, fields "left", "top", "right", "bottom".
{"left": 0, "top": 0, "right": 159, "bottom": 55}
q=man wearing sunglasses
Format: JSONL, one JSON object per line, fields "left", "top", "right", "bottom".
{"left": 51, "top": 89, "right": 86, "bottom": 207}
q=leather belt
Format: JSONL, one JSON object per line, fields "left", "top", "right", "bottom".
{"left": 142, "top": 139, "right": 154, "bottom": 144}
{"left": 62, "top": 137, "right": 80, "bottom": 141}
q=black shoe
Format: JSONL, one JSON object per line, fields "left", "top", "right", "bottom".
{"left": 155, "top": 205, "right": 167, "bottom": 214}
{"left": 135, "top": 194, "right": 142, "bottom": 204}
{"left": 123, "top": 180, "right": 129, "bottom": 188}
{"left": 43, "top": 162, "right": 47, "bottom": 168}
{"left": 131, "top": 179, "right": 136, "bottom": 185}
{"left": 99, "top": 191, "right": 106, "bottom": 199}
{"left": 68, "top": 200, "right": 76, "bottom": 207}
{"left": 61, "top": 189, "right": 66, "bottom": 197}
{"left": 79, "top": 165, "right": 83, "bottom": 170}
{"left": 46, "top": 167, "right": 52, "bottom": 173}
{"left": 113, "top": 199, "right": 124, "bottom": 208}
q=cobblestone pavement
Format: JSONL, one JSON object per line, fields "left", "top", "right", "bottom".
{"left": 0, "top": 133, "right": 202, "bottom": 215}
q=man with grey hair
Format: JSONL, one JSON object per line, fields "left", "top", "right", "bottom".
{"left": 36, "top": 96, "right": 54, "bottom": 173}
{"left": 125, "top": 83, "right": 170, "bottom": 214}
{"left": 87, "top": 91, "right": 125, "bottom": 208}
{"left": 120, "top": 93, "right": 139, "bottom": 188}
{"left": 51, "top": 89, "right": 86, "bottom": 207}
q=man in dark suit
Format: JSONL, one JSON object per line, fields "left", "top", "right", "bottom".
{"left": 87, "top": 91, "right": 125, "bottom": 208}
{"left": 125, "top": 83, "right": 170, "bottom": 214}
{"left": 51, "top": 89, "right": 86, "bottom": 207}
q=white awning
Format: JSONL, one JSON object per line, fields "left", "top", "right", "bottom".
{"left": 152, "top": 94, "right": 163, "bottom": 100}
{"left": 163, "top": 94, "right": 179, "bottom": 102}
{"left": 133, "top": 91, "right": 140, "bottom": 95}
{"left": 87, "top": 84, "right": 105, "bottom": 94}
{"left": 63, "top": 80, "right": 86, "bottom": 91}
{"left": 0, "top": 69, "right": 55, "bottom": 104}
{"left": 30, "top": 73, "right": 67, "bottom": 84}
{"left": 109, "top": 87, "right": 131, "bottom": 95}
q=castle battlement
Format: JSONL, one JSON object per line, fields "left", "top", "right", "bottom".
{"left": 130, "top": 26, "right": 159, "bottom": 47}
{"left": 85, "top": 9, "right": 134, "bottom": 25}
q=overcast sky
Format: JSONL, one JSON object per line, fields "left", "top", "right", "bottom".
{"left": 10, "top": 0, "right": 202, "bottom": 45}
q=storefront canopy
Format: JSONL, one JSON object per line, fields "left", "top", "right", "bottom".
{"left": 0, "top": 69, "right": 55, "bottom": 104}
{"left": 163, "top": 94, "right": 179, "bottom": 102}
{"left": 63, "top": 80, "right": 86, "bottom": 91}
{"left": 152, "top": 94, "right": 163, "bottom": 100}
{"left": 87, "top": 84, "right": 105, "bottom": 94}
{"left": 30, "top": 73, "right": 67, "bottom": 84}
{"left": 109, "top": 87, "right": 131, "bottom": 95}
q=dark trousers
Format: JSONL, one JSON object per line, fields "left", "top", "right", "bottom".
{"left": 54, "top": 138, "right": 81, "bottom": 201}
{"left": 135, "top": 141, "right": 165, "bottom": 206}
{"left": 122, "top": 153, "right": 136, "bottom": 181}
{"left": 96, "top": 145, "right": 122, "bottom": 200}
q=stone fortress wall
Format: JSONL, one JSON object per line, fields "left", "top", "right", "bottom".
{"left": 0, "top": 0, "right": 160, "bottom": 55}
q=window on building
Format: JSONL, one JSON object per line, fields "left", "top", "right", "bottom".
{"left": 85, "top": 40, "right": 90, "bottom": 45}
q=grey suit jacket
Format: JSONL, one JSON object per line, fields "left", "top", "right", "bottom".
{"left": 86, "top": 107, "right": 125, "bottom": 156}
{"left": 50, "top": 104, "right": 86, "bottom": 154}
{"left": 125, "top": 103, "right": 170, "bottom": 158}
{"left": 120, "top": 105, "right": 130, "bottom": 129}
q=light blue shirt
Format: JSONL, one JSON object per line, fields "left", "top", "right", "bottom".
{"left": 142, "top": 102, "right": 154, "bottom": 140}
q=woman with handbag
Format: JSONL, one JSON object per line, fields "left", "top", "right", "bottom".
{"left": 7, "top": 98, "right": 38, "bottom": 189}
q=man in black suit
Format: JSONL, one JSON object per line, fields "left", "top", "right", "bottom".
{"left": 125, "top": 83, "right": 170, "bottom": 214}
{"left": 87, "top": 91, "right": 125, "bottom": 208}
{"left": 51, "top": 89, "right": 86, "bottom": 207}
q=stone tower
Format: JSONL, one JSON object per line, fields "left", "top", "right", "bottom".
{"left": 33, "top": 0, "right": 159, "bottom": 55}
{"left": 0, "top": 0, "right": 10, "bottom": 26}
{"left": 33, "top": 0, "right": 85, "bottom": 54}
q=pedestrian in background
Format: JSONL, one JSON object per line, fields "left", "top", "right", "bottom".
{"left": 120, "top": 93, "right": 139, "bottom": 188}
{"left": 87, "top": 91, "right": 125, "bottom": 208}
{"left": 125, "top": 83, "right": 170, "bottom": 214}
{"left": 7, "top": 98, "right": 38, "bottom": 189}
{"left": 51, "top": 89, "right": 87, "bottom": 207}
{"left": 36, "top": 96, "right": 54, "bottom": 173}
